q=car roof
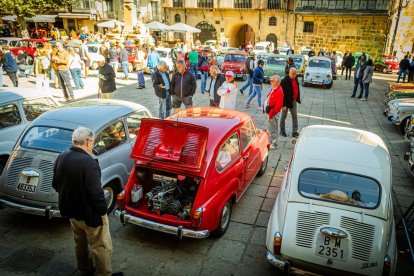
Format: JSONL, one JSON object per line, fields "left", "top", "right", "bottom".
{"left": 0, "top": 37, "right": 21, "bottom": 41}
{"left": 21, "top": 39, "right": 48, "bottom": 42}
{"left": 288, "top": 54, "right": 305, "bottom": 59}
{"left": 268, "top": 54, "right": 288, "bottom": 58}
{"left": 0, "top": 89, "right": 55, "bottom": 104}
{"left": 226, "top": 51, "right": 248, "bottom": 55}
{"left": 309, "top": 56, "right": 331, "bottom": 61}
{"left": 30, "top": 99, "right": 148, "bottom": 131}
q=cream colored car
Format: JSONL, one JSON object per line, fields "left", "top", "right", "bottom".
{"left": 266, "top": 125, "right": 397, "bottom": 276}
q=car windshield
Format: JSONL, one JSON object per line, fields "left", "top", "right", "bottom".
{"left": 156, "top": 51, "right": 168, "bottom": 58}
{"left": 292, "top": 57, "right": 303, "bottom": 69}
{"left": 21, "top": 126, "right": 73, "bottom": 153}
{"left": 267, "top": 57, "right": 286, "bottom": 65}
{"left": 254, "top": 46, "right": 264, "bottom": 50}
{"left": 88, "top": 46, "right": 99, "bottom": 53}
{"left": 298, "top": 169, "right": 381, "bottom": 209}
{"left": 0, "top": 39, "right": 7, "bottom": 46}
{"left": 225, "top": 54, "right": 245, "bottom": 62}
{"left": 309, "top": 59, "right": 331, "bottom": 68}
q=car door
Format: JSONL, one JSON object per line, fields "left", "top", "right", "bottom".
{"left": 240, "top": 120, "right": 262, "bottom": 191}
{"left": 125, "top": 110, "right": 152, "bottom": 146}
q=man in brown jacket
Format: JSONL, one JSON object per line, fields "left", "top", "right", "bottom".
{"left": 52, "top": 42, "right": 74, "bottom": 100}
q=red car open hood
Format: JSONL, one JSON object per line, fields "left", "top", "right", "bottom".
{"left": 131, "top": 118, "right": 209, "bottom": 174}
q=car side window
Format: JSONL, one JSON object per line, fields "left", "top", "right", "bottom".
{"left": 94, "top": 121, "right": 127, "bottom": 155}
{"left": 22, "top": 98, "right": 57, "bottom": 121}
{"left": 0, "top": 104, "right": 22, "bottom": 129}
{"left": 126, "top": 110, "right": 151, "bottom": 139}
{"left": 215, "top": 133, "right": 240, "bottom": 172}
{"left": 241, "top": 120, "right": 256, "bottom": 150}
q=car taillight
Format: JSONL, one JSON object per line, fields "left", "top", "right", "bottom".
{"left": 192, "top": 207, "right": 203, "bottom": 228}
{"left": 273, "top": 232, "right": 282, "bottom": 255}
{"left": 382, "top": 255, "right": 391, "bottom": 276}
{"left": 117, "top": 191, "right": 124, "bottom": 209}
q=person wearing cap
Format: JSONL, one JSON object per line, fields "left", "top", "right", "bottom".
{"left": 97, "top": 55, "right": 116, "bottom": 99}
{"left": 217, "top": 71, "right": 238, "bottom": 109}
{"left": 207, "top": 65, "right": 226, "bottom": 107}
{"left": 246, "top": 59, "right": 265, "bottom": 109}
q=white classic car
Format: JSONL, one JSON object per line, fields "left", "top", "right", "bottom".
{"left": 302, "top": 56, "right": 333, "bottom": 88}
{"left": 266, "top": 125, "right": 397, "bottom": 276}
{"left": 385, "top": 98, "right": 414, "bottom": 133}
{"left": 155, "top": 47, "right": 175, "bottom": 73}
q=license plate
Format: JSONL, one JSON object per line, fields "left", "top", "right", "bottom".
{"left": 315, "top": 234, "right": 349, "bottom": 261}
{"left": 16, "top": 175, "right": 39, "bottom": 194}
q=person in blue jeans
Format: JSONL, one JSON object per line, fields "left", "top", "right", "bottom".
{"left": 188, "top": 48, "right": 199, "bottom": 80}
{"left": 147, "top": 46, "right": 160, "bottom": 81}
{"left": 153, "top": 61, "right": 172, "bottom": 119}
{"left": 198, "top": 51, "right": 209, "bottom": 94}
{"left": 361, "top": 59, "right": 374, "bottom": 101}
{"left": 246, "top": 59, "right": 265, "bottom": 109}
{"left": 240, "top": 53, "right": 255, "bottom": 95}
{"left": 119, "top": 44, "right": 129, "bottom": 80}
{"left": 351, "top": 54, "right": 367, "bottom": 98}
{"left": 397, "top": 55, "right": 411, "bottom": 83}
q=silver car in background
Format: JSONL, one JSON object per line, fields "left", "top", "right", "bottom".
{"left": 0, "top": 99, "right": 152, "bottom": 218}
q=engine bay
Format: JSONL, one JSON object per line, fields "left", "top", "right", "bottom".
{"left": 130, "top": 167, "right": 200, "bottom": 220}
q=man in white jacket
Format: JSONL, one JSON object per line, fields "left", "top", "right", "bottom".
{"left": 217, "top": 71, "right": 238, "bottom": 109}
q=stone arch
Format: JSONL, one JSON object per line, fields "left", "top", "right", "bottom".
{"left": 234, "top": 24, "right": 255, "bottom": 48}
{"left": 266, "top": 33, "right": 278, "bottom": 47}
{"left": 193, "top": 21, "right": 217, "bottom": 44}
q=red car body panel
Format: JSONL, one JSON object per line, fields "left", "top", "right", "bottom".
{"left": 118, "top": 107, "right": 270, "bottom": 236}
{"left": 374, "top": 54, "right": 399, "bottom": 73}
{"left": 221, "top": 51, "right": 248, "bottom": 76}
{"left": 10, "top": 39, "right": 49, "bottom": 58}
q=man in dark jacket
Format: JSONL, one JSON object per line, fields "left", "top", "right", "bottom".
{"left": 207, "top": 65, "right": 226, "bottom": 107}
{"left": 284, "top": 57, "right": 296, "bottom": 75}
{"left": 246, "top": 59, "right": 265, "bottom": 109}
{"left": 170, "top": 60, "right": 196, "bottom": 113}
{"left": 344, "top": 52, "right": 355, "bottom": 80}
{"left": 153, "top": 60, "right": 171, "bottom": 119}
{"left": 351, "top": 54, "right": 367, "bottom": 98}
{"left": 198, "top": 51, "right": 209, "bottom": 94}
{"left": 52, "top": 127, "right": 113, "bottom": 276}
{"left": 280, "top": 67, "right": 301, "bottom": 138}
{"left": 1, "top": 46, "right": 18, "bottom": 87}
{"left": 98, "top": 56, "right": 116, "bottom": 99}
{"left": 397, "top": 55, "right": 411, "bottom": 83}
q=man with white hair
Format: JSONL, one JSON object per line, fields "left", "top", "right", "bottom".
{"left": 153, "top": 60, "right": 171, "bottom": 119}
{"left": 52, "top": 127, "right": 114, "bottom": 276}
{"left": 280, "top": 67, "right": 301, "bottom": 138}
{"left": 264, "top": 75, "right": 284, "bottom": 149}
{"left": 207, "top": 65, "right": 226, "bottom": 107}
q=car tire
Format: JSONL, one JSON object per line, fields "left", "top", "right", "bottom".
{"left": 91, "top": 62, "right": 99, "bottom": 70}
{"left": 257, "top": 150, "right": 268, "bottom": 176}
{"left": 26, "top": 56, "right": 34, "bottom": 66}
{"left": 0, "top": 157, "right": 7, "bottom": 175}
{"left": 103, "top": 182, "right": 119, "bottom": 213}
{"left": 213, "top": 200, "right": 232, "bottom": 237}
{"left": 400, "top": 118, "right": 409, "bottom": 135}
{"left": 128, "top": 63, "right": 134, "bottom": 73}
{"left": 326, "top": 81, "right": 333, "bottom": 89}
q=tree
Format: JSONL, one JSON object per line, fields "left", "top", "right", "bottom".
{"left": 0, "top": 0, "right": 73, "bottom": 36}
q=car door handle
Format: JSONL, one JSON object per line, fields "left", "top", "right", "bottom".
{"left": 243, "top": 154, "right": 249, "bottom": 160}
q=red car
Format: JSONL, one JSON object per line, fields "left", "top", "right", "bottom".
{"left": 221, "top": 51, "right": 248, "bottom": 80}
{"left": 374, "top": 54, "right": 399, "bottom": 74}
{"left": 185, "top": 49, "right": 216, "bottom": 74}
{"left": 10, "top": 39, "right": 49, "bottom": 65}
{"left": 124, "top": 45, "right": 137, "bottom": 72}
{"left": 115, "top": 107, "right": 270, "bottom": 238}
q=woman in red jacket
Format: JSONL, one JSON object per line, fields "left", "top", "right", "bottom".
{"left": 264, "top": 75, "right": 284, "bottom": 149}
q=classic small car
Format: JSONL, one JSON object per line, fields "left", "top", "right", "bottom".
{"left": 288, "top": 54, "right": 307, "bottom": 76}
{"left": 302, "top": 56, "right": 333, "bottom": 88}
{"left": 386, "top": 99, "right": 414, "bottom": 133}
{"left": 252, "top": 41, "right": 272, "bottom": 55}
{"left": 0, "top": 99, "right": 152, "bottom": 218}
{"left": 266, "top": 125, "right": 397, "bottom": 276}
{"left": 0, "top": 89, "right": 59, "bottom": 174}
{"left": 374, "top": 55, "right": 399, "bottom": 74}
{"left": 385, "top": 89, "right": 414, "bottom": 105}
{"left": 115, "top": 107, "right": 270, "bottom": 238}
{"left": 155, "top": 47, "right": 175, "bottom": 73}
{"left": 388, "top": 83, "right": 414, "bottom": 95}
{"left": 0, "top": 37, "right": 21, "bottom": 47}
{"left": 264, "top": 54, "right": 287, "bottom": 82}
{"left": 10, "top": 39, "right": 49, "bottom": 65}
{"left": 255, "top": 52, "right": 270, "bottom": 67}
{"left": 221, "top": 51, "right": 248, "bottom": 80}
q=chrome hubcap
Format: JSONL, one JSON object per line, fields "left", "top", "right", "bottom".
{"left": 103, "top": 187, "right": 114, "bottom": 209}
{"left": 221, "top": 203, "right": 230, "bottom": 229}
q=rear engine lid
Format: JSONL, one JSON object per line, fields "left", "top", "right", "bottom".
{"left": 131, "top": 118, "right": 209, "bottom": 173}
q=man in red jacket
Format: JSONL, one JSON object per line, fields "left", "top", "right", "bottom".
{"left": 264, "top": 75, "right": 284, "bottom": 149}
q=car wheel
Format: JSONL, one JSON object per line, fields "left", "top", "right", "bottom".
{"left": 400, "top": 118, "right": 409, "bottom": 135}
{"left": 0, "top": 157, "right": 7, "bottom": 175}
{"left": 383, "top": 68, "right": 388, "bottom": 74}
{"left": 91, "top": 62, "right": 99, "bottom": 70}
{"left": 103, "top": 182, "right": 119, "bottom": 213}
{"left": 26, "top": 56, "right": 34, "bottom": 66}
{"left": 326, "top": 81, "right": 333, "bottom": 89}
{"left": 302, "top": 79, "right": 308, "bottom": 87}
{"left": 128, "top": 63, "right": 134, "bottom": 73}
{"left": 257, "top": 150, "right": 268, "bottom": 176}
{"left": 213, "top": 200, "right": 232, "bottom": 237}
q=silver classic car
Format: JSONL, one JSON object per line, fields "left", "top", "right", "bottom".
{"left": 0, "top": 99, "right": 152, "bottom": 218}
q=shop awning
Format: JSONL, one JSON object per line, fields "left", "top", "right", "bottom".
{"left": 169, "top": 23, "right": 201, "bottom": 33}
{"left": 58, "top": 13, "right": 93, "bottom": 19}
{"left": 96, "top": 19, "right": 125, "bottom": 28}
{"left": 1, "top": 15, "right": 57, "bottom": 23}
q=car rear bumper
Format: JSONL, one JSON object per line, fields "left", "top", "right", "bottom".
{"left": 266, "top": 251, "right": 321, "bottom": 276}
{"left": 0, "top": 197, "right": 60, "bottom": 218}
{"left": 114, "top": 209, "right": 209, "bottom": 239}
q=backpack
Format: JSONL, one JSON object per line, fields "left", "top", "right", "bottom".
{"left": 200, "top": 57, "right": 209, "bottom": 72}
{"left": 245, "top": 57, "right": 253, "bottom": 73}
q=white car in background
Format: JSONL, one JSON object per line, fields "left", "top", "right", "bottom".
{"left": 266, "top": 125, "right": 397, "bottom": 276}
{"left": 155, "top": 47, "right": 174, "bottom": 72}
{"left": 336, "top": 51, "right": 344, "bottom": 68}
{"left": 86, "top": 43, "right": 104, "bottom": 70}
{"left": 252, "top": 41, "right": 272, "bottom": 55}
{"left": 303, "top": 56, "right": 333, "bottom": 89}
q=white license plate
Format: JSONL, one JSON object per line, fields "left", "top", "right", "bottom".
{"left": 16, "top": 175, "right": 39, "bottom": 194}
{"left": 315, "top": 234, "right": 349, "bottom": 261}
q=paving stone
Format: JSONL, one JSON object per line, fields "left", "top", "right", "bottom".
{"left": 208, "top": 239, "right": 246, "bottom": 263}
{"left": 236, "top": 195, "right": 264, "bottom": 210}
{"left": 261, "top": 197, "right": 276, "bottom": 212}
{"left": 256, "top": 211, "right": 272, "bottom": 227}
{"left": 231, "top": 207, "right": 260, "bottom": 225}
{"left": 245, "top": 184, "right": 268, "bottom": 197}
{"left": 250, "top": 227, "right": 268, "bottom": 245}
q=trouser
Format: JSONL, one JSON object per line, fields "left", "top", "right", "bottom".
{"left": 0, "top": 66, "right": 3, "bottom": 87}
{"left": 240, "top": 75, "right": 253, "bottom": 95}
{"left": 6, "top": 71, "right": 18, "bottom": 87}
{"left": 341, "top": 66, "right": 345, "bottom": 75}
{"left": 397, "top": 69, "right": 407, "bottom": 82}
{"left": 190, "top": 63, "right": 198, "bottom": 80}
{"left": 408, "top": 69, "right": 414, "bottom": 83}
{"left": 150, "top": 68, "right": 156, "bottom": 82}
{"left": 57, "top": 70, "right": 74, "bottom": 99}
{"left": 121, "top": 61, "right": 129, "bottom": 78}
{"left": 352, "top": 77, "right": 363, "bottom": 97}
{"left": 200, "top": 71, "right": 208, "bottom": 92}
{"left": 69, "top": 215, "right": 112, "bottom": 276}
{"left": 158, "top": 93, "right": 172, "bottom": 119}
{"left": 280, "top": 102, "right": 298, "bottom": 133}
{"left": 36, "top": 75, "right": 50, "bottom": 92}
{"left": 363, "top": 83, "right": 370, "bottom": 99}
{"left": 345, "top": 67, "right": 352, "bottom": 79}
{"left": 53, "top": 69, "right": 60, "bottom": 88}
{"left": 109, "top": 61, "right": 118, "bottom": 76}
{"left": 137, "top": 70, "right": 145, "bottom": 87}
{"left": 70, "top": 68, "right": 84, "bottom": 89}
{"left": 268, "top": 112, "right": 280, "bottom": 145}
{"left": 18, "top": 64, "right": 33, "bottom": 76}
{"left": 100, "top": 92, "right": 114, "bottom": 99}
{"left": 210, "top": 100, "right": 220, "bottom": 107}
{"left": 247, "top": 84, "right": 262, "bottom": 107}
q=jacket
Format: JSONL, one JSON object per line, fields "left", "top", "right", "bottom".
{"left": 252, "top": 66, "right": 264, "bottom": 84}
{"left": 281, "top": 75, "right": 301, "bottom": 108}
{"left": 170, "top": 70, "right": 196, "bottom": 98}
{"left": 284, "top": 63, "right": 296, "bottom": 75}
{"left": 355, "top": 61, "right": 367, "bottom": 79}
{"left": 265, "top": 85, "right": 284, "bottom": 119}
{"left": 52, "top": 49, "right": 70, "bottom": 71}
{"left": 400, "top": 58, "right": 410, "bottom": 70}
{"left": 119, "top": 48, "right": 128, "bottom": 62}
{"left": 153, "top": 70, "right": 171, "bottom": 99}
{"left": 108, "top": 47, "right": 119, "bottom": 62}
{"left": 217, "top": 81, "right": 238, "bottom": 109}
{"left": 147, "top": 51, "right": 160, "bottom": 69}
{"left": 198, "top": 55, "right": 209, "bottom": 71}
{"left": 52, "top": 147, "right": 107, "bottom": 227}
{"left": 1, "top": 52, "right": 17, "bottom": 72}
{"left": 344, "top": 55, "right": 355, "bottom": 68}
{"left": 362, "top": 65, "right": 374, "bottom": 84}
{"left": 207, "top": 73, "right": 226, "bottom": 103}
{"left": 98, "top": 62, "right": 116, "bottom": 93}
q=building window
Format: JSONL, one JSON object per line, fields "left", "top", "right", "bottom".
{"left": 173, "top": 0, "right": 183, "bottom": 8}
{"left": 151, "top": 1, "right": 159, "bottom": 21}
{"left": 303, "top": 21, "right": 314, "bottom": 33}
{"left": 269, "top": 16, "right": 277, "bottom": 26}
{"left": 198, "top": 0, "right": 214, "bottom": 8}
{"left": 105, "top": 0, "right": 114, "bottom": 12}
{"left": 268, "top": 0, "right": 281, "bottom": 9}
{"left": 234, "top": 0, "right": 252, "bottom": 9}
{"left": 175, "top": 14, "right": 181, "bottom": 22}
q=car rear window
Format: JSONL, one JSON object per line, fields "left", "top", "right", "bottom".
{"left": 309, "top": 59, "right": 331, "bottom": 69}
{"left": 254, "top": 46, "right": 265, "bottom": 50}
{"left": 298, "top": 169, "right": 381, "bottom": 209}
{"left": 21, "top": 126, "right": 73, "bottom": 153}
{"left": 267, "top": 57, "right": 286, "bottom": 65}
{"left": 0, "top": 39, "right": 7, "bottom": 46}
{"left": 156, "top": 51, "right": 168, "bottom": 58}
{"left": 225, "top": 54, "right": 245, "bottom": 62}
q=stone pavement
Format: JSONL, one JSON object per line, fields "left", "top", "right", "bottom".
{"left": 0, "top": 71, "right": 413, "bottom": 275}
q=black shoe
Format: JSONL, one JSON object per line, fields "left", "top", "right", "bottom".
{"left": 201, "top": 90, "right": 204, "bottom": 94}
{"left": 351, "top": 95, "right": 355, "bottom": 98}
{"left": 292, "top": 132, "right": 299, "bottom": 138}
{"left": 280, "top": 131, "right": 287, "bottom": 137}
{"left": 112, "top": 273, "right": 124, "bottom": 276}
{"left": 240, "top": 89, "right": 244, "bottom": 95}
{"left": 357, "top": 96, "right": 362, "bottom": 99}
{"left": 137, "top": 86, "right": 144, "bottom": 89}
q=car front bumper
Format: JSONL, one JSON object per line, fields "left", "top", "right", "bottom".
{"left": 0, "top": 197, "right": 61, "bottom": 219}
{"left": 114, "top": 209, "right": 209, "bottom": 239}
{"left": 388, "top": 116, "right": 401, "bottom": 125}
{"left": 266, "top": 251, "right": 321, "bottom": 276}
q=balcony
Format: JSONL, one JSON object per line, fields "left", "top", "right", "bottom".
{"left": 234, "top": 0, "right": 252, "bottom": 9}
{"left": 173, "top": 0, "right": 183, "bottom": 7}
{"left": 268, "top": 0, "right": 287, "bottom": 10}
{"left": 295, "top": 0, "right": 391, "bottom": 14}
{"left": 198, "top": 0, "right": 214, "bottom": 8}
{"left": 71, "top": 0, "right": 95, "bottom": 13}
